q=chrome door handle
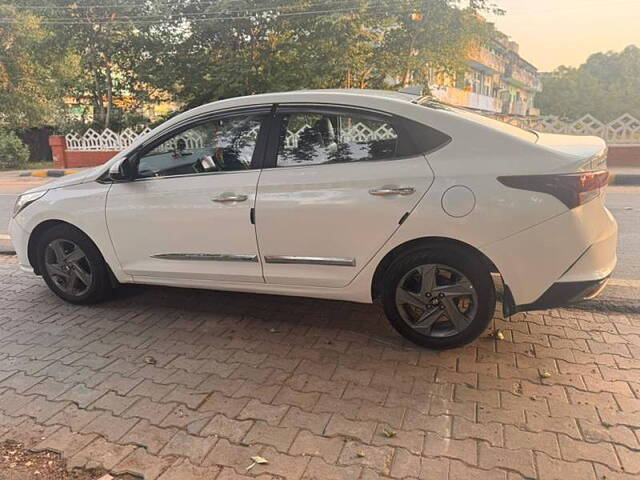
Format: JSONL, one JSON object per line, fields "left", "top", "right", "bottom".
{"left": 212, "top": 194, "right": 248, "bottom": 203}
{"left": 369, "top": 187, "right": 415, "bottom": 196}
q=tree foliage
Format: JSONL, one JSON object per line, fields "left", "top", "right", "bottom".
{"left": 2, "top": 0, "right": 497, "bottom": 128}
{"left": 0, "top": 5, "right": 75, "bottom": 128}
{"left": 536, "top": 45, "right": 640, "bottom": 121}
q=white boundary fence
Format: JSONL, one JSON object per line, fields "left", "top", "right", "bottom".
{"left": 489, "top": 113, "right": 640, "bottom": 145}
{"left": 64, "top": 113, "right": 640, "bottom": 151}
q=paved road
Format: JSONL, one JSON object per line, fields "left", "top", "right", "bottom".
{"left": 0, "top": 253, "right": 639, "bottom": 480}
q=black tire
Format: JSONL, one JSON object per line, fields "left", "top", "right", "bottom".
{"left": 381, "top": 246, "right": 496, "bottom": 349}
{"left": 36, "top": 224, "right": 113, "bottom": 304}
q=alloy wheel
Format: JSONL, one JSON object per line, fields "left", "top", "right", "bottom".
{"left": 44, "top": 239, "right": 93, "bottom": 297}
{"left": 395, "top": 264, "right": 478, "bottom": 338}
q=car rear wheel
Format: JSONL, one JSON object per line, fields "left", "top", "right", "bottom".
{"left": 37, "top": 224, "right": 112, "bottom": 304}
{"left": 381, "top": 247, "right": 496, "bottom": 349}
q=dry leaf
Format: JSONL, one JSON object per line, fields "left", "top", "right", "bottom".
{"left": 356, "top": 452, "right": 366, "bottom": 458}
{"left": 144, "top": 356, "right": 157, "bottom": 365}
{"left": 246, "top": 456, "right": 269, "bottom": 471}
{"left": 539, "top": 370, "right": 552, "bottom": 379}
{"left": 382, "top": 429, "right": 397, "bottom": 438}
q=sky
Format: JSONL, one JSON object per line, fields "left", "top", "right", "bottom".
{"left": 484, "top": 0, "right": 640, "bottom": 72}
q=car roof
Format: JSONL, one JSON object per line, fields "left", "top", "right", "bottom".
{"left": 257, "top": 88, "right": 419, "bottom": 102}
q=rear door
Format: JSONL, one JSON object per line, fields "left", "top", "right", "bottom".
{"left": 254, "top": 105, "right": 438, "bottom": 287}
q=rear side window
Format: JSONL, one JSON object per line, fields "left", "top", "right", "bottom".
{"left": 276, "top": 112, "right": 399, "bottom": 167}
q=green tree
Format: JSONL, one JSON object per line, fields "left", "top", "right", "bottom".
{"left": 536, "top": 45, "right": 640, "bottom": 121}
{"left": 0, "top": 5, "right": 74, "bottom": 128}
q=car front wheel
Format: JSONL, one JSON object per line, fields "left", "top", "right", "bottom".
{"left": 382, "top": 247, "right": 496, "bottom": 349}
{"left": 37, "top": 224, "right": 113, "bottom": 304}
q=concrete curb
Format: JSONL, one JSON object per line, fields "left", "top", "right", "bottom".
{"left": 609, "top": 173, "right": 640, "bottom": 186}
{"left": 0, "top": 234, "right": 13, "bottom": 254}
{"left": 19, "top": 169, "right": 77, "bottom": 178}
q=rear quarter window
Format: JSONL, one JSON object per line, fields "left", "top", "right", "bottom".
{"left": 398, "top": 118, "right": 452, "bottom": 157}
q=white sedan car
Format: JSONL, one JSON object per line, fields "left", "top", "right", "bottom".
{"left": 9, "top": 90, "right": 617, "bottom": 349}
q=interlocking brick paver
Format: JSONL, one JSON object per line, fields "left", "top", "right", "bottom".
{"left": 33, "top": 426, "right": 96, "bottom": 457}
{"left": 128, "top": 378, "right": 175, "bottom": 401}
{"left": 68, "top": 436, "right": 135, "bottom": 470}
{"left": 325, "top": 414, "right": 377, "bottom": 443}
{"left": 15, "top": 395, "right": 68, "bottom": 423}
{"left": 558, "top": 433, "right": 621, "bottom": 469}
{"left": 243, "top": 420, "right": 298, "bottom": 452}
{"left": 1, "top": 254, "right": 640, "bottom": 479}
{"left": 289, "top": 430, "right": 344, "bottom": 463}
{"left": 82, "top": 411, "right": 138, "bottom": 442}
{"left": 238, "top": 399, "right": 289, "bottom": 425}
{"left": 114, "top": 447, "right": 174, "bottom": 480}
{"left": 122, "top": 419, "right": 176, "bottom": 454}
{"left": 535, "top": 452, "right": 597, "bottom": 480}
{"left": 160, "top": 430, "right": 217, "bottom": 464}
{"left": 280, "top": 407, "right": 330, "bottom": 435}
{"left": 338, "top": 440, "right": 394, "bottom": 474}
{"left": 158, "top": 458, "right": 222, "bottom": 480}
{"left": 478, "top": 443, "right": 536, "bottom": 478}
{"left": 422, "top": 432, "right": 477, "bottom": 465}
{"left": 57, "top": 383, "right": 107, "bottom": 408}
{"left": 203, "top": 438, "right": 261, "bottom": 471}
{"left": 449, "top": 459, "right": 508, "bottom": 480}
{"left": 303, "top": 457, "right": 362, "bottom": 479}
{"left": 200, "top": 414, "right": 253, "bottom": 442}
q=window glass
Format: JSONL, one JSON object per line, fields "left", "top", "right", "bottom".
{"left": 137, "top": 114, "right": 264, "bottom": 178}
{"left": 276, "top": 112, "right": 399, "bottom": 167}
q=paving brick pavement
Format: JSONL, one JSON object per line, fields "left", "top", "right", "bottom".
{"left": 0, "top": 254, "right": 639, "bottom": 479}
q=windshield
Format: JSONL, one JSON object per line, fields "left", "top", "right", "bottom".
{"left": 417, "top": 97, "right": 539, "bottom": 143}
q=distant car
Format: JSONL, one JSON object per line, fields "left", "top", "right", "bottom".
{"left": 9, "top": 90, "right": 617, "bottom": 349}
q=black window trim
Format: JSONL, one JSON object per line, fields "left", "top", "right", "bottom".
{"left": 122, "top": 105, "right": 277, "bottom": 182}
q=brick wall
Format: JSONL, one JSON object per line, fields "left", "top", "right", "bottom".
{"left": 49, "top": 135, "right": 119, "bottom": 169}
{"left": 607, "top": 145, "right": 640, "bottom": 168}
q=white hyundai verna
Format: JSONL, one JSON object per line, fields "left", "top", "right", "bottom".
{"left": 9, "top": 89, "right": 617, "bottom": 349}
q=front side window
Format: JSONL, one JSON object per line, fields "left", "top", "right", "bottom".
{"left": 137, "top": 113, "right": 264, "bottom": 178}
{"left": 276, "top": 112, "right": 399, "bottom": 167}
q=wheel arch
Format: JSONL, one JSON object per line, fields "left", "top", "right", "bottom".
{"left": 371, "top": 236, "right": 500, "bottom": 300}
{"left": 27, "top": 219, "right": 113, "bottom": 282}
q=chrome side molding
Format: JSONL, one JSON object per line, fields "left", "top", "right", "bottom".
{"left": 152, "top": 253, "right": 258, "bottom": 262}
{"left": 264, "top": 255, "right": 356, "bottom": 267}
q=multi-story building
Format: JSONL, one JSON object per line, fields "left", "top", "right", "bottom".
{"left": 429, "top": 31, "right": 543, "bottom": 116}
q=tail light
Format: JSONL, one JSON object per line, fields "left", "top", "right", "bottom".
{"left": 498, "top": 170, "right": 609, "bottom": 209}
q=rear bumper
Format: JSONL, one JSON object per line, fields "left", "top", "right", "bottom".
{"left": 485, "top": 196, "right": 617, "bottom": 307}
{"left": 509, "top": 276, "right": 610, "bottom": 314}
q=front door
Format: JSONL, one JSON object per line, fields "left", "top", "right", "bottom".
{"left": 106, "top": 109, "right": 269, "bottom": 283}
{"left": 255, "top": 106, "right": 435, "bottom": 287}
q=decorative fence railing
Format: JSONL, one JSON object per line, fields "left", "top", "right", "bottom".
{"left": 63, "top": 113, "right": 640, "bottom": 151}
{"left": 65, "top": 122, "right": 398, "bottom": 151}
{"left": 65, "top": 127, "right": 153, "bottom": 151}
{"left": 488, "top": 113, "right": 640, "bottom": 145}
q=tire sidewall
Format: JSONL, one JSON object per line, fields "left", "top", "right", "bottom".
{"left": 382, "top": 247, "right": 496, "bottom": 349}
{"left": 37, "top": 225, "right": 110, "bottom": 304}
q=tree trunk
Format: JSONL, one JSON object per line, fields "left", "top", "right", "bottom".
{"left": 105, "top": 61, "right": 113, "bottom": 129}
{"left": 402, "top": 35, "right": 417, "bottom": 87}
{"left": 92, "top": 66, "right": 105, "bottom": 126}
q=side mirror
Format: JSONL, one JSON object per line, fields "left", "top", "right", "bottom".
{"left": 108, "top": 157, "right": 136, "bottom": 182}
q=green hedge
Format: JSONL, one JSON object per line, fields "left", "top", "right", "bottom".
{"left": 0, "top": 129, "right": 30, "bottom": 170}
